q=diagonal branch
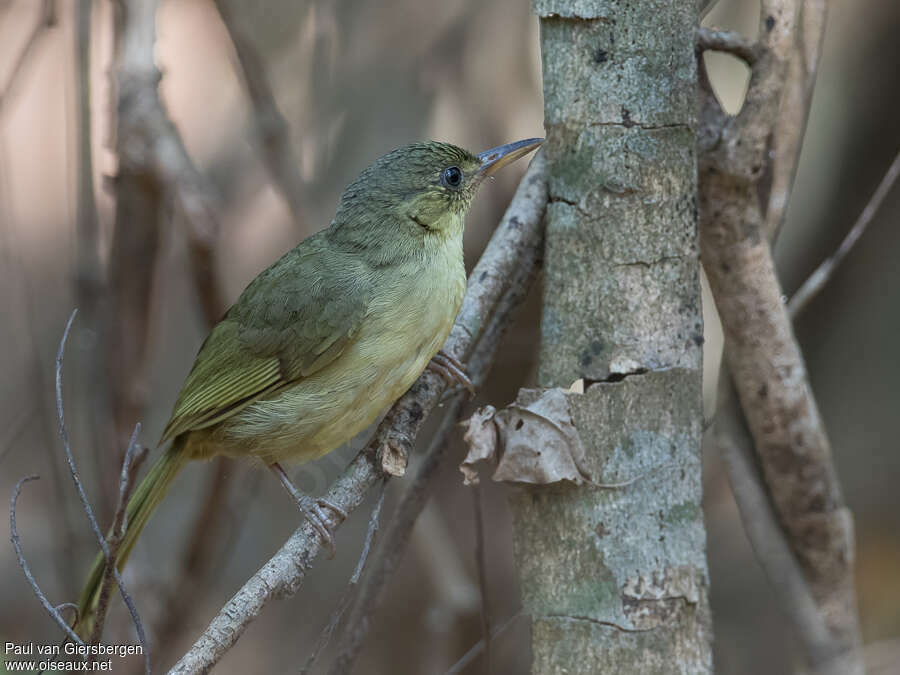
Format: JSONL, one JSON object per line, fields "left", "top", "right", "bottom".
{"left": 300, "top": 481, "right": 386, "bottom": 675}
{"left": 788, "top": 148, "right": 900, "bottom": 316}
{"left": 699, "top": 1, "right": 862, "bottom": 672}
{"left": 168, "top": 152, "right": 548, "bottom": 675}
{"left": 213, "top": 0, "right": 307, "bottom": 226}
{"left": 89, "top": 424, "right": 148, "bottom": 647}
{"left": 696, "top": 27, "right": 760, "bottom": 64}
{"left": 57, "top": 310, "right": 151, "bottom": 674}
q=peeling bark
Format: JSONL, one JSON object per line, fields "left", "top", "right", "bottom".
{"left": 510, "top": 1, "right": 712, "bottom": 672}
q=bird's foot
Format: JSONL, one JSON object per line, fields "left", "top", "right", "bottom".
{"left": 427, "top": 349, "right": 475, "bottom": 397}
{"left": 269, "top": 463, "right": 346, "bottom": 558}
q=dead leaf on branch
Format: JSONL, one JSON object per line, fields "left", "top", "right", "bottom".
{"left": 460, "top": 387, "right": 591, "bottom": 486}
{"left": 380, "top": 440, "right": 407, "bottom": 477}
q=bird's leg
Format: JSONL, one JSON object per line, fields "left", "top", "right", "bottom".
{"left": 269, "top": 462, "right": 347, "bottom": 558}
{"left": 427, "top": 349, "right": 475, "bottom": 396}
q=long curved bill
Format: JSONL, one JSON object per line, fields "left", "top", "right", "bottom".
{"left": 477, "top": 138, "right": 544, "bottom": 177}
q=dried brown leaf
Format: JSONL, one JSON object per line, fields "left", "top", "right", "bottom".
{"left": 460, "top": 389, "right": 590, "bottom": 485}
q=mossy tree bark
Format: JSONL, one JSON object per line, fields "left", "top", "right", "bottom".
{"left": 510, "top": 2, "right": 713, "bottom": 672}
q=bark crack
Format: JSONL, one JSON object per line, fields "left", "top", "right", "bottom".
{"left": 589, "top": 121, "right": 692, "bottom": 132}
{"left": 543, "top": 614, "right": 656, "bottom": 633}
{"left": 613, "top": 256, "right": 684, "bottom": 269}
{"left": 585, "top": 368, "right": 649, "bottom": 387}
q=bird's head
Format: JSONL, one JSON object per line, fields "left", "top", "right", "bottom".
{"left": 329, "top": 139, "right": 542, "bottom": 263}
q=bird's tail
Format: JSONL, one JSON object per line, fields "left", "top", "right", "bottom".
{"left": 74, "top": 437, "right": 189, "bottom": 640}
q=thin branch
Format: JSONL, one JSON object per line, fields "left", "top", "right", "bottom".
{"left": 327, "top": 400, "right": 465, "bottom": 675}
{"left": 0, "top": 0, "right": 55, "bottom": 117}
{"left": 444, "top": 611, "right": 523, "bottom": 675}
{"left": 788, "top": 149, "right": 900, "bottom": 316}
{"left": 56, "top": 310, "right": 150, "bottom": 674}
{"left": 472, "top": 482, "right": 492, "bottom": 675}
{"left": 712, "top": 375, "right": 833, "bottom": 661}
{"left": 696, "top": 27, "right": 760, "bottom": 65}
{"left": 10, "top": 475, "right": 85, "bottom": 646}
{"left": 764, "top": 0, "right": 828, "bottom": 240}
{"left": 89, "top": 423, "right": 148, "bottom": 646}
{"left": 300, "top": 482, "right": 386, "bottom": 675}
{"left": 55, "top": 602, "right": 80, "bottom": 624}
{"left": 714, "top": 147, "right": 899, "bottom": 674}
{"left": 169, "top": 152, "right": 548, "bottom": 675}
{"left": 213, "top": 0, "right": 306, "bottom": 225}
{"left": 699, "top": 0, "right": 862, "bottom": 670}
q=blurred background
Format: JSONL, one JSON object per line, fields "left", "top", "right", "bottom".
{"left": 0, "top": 0, "right": 897, "bottom": 673}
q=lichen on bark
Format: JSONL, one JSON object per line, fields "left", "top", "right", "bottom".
{"left": 513, "top": 1, "right": 712, "bottom": 672}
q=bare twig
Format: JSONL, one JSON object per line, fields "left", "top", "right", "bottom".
{"left": 712, "top": 375, "right": 832, "bottom": 661}
{"left": 0, "top": 0, "right": 55, "bottom": 117}
{"left": 327, "top": 402, "right": 465, "bottom": 675}
{"left": 696, "top": 26, "right": 760, "bottom": 64}
{"left": 713, "top": 146, "right": 899, "bottom": 674}
{"left": 89, "top": 423, "right": 148, "bottom": 646}
{"left": 444, "top": 611, "right": 523, "bottom": 675}
{"left": 300, "top": 482, "right": 386, "bottom": 675}
{"left": 10, "top": 475, "right": 85, "bottom": 647}
{"left": 764, "top": 0, "right": 828, "bottom": 241}
{"left": 789, "top": 149, "right": 900, "bottom": 316}
{"left": 56, "top": 310, "right": 150, "bottom": 674}
{"left": 169, "top": 153, "right": 547, "bottom": 674}
{"left": 472, "top": 482, "right": 492, "bottom": 675}
{"left": 213, "top": 0, "right": 306, "bottom": 225}
{"left": 56, "top": 602, "right": 80, "bottom": 624}
{"left": 328, "top": 156, "right": 547, "bottom": 675}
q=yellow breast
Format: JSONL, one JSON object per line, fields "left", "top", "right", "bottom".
{"left": 212, "top": 237, "right": 466, "bottom": 465}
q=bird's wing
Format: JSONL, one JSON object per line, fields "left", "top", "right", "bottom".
{"left": 160, "top": 239, "right": 371, "bottom": 444}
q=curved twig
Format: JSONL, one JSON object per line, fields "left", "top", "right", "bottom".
{"left": 9, "top": 475, "right": 85, "bottom": 647}
{"left": 696, "top": 27, "right": 760, "bottom": 64}
{"left": 300, "top": 482, "right": 387, "bottom": 675}
{"left": 789, "top": 149, "right": 900, "bottom": 316}
{"left": 56, "top": 310, "right": 150, "bottom": 674}
{"left": 89, "top": 423, "right": 148, "bottom": 646}
{"left": 444, "top": 611, "right": 524, "bottom": 675}
{"left": 213, "top": 0, "right": 306, "bottom": 225}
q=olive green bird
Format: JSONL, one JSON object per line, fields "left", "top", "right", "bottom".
{"left": 73, "top": 138, "right": 542, "bottom": 639}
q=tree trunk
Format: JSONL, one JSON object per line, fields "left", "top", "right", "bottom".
{"left": 509, "top": 2, "right": 712, "bottom": 672}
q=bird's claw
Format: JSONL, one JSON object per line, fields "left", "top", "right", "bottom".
{"left": 296, "top": 495, "right": 346, "bottom": 558}
{"left": 270, "top": 462, "right": 346, "bottom": 558}
{"left": 427, "top": 350, "right": 475, "bottom": 397}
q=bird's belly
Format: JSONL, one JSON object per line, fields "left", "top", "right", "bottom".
{"left": 215, "top": 268, "right": 464, "bottom": 464}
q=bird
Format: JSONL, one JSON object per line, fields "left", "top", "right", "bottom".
{"left": 73, "top": 137, "right": 543, "bottom": 639}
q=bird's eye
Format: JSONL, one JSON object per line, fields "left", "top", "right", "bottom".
{"left": 441, "top": 166, "right": 463, "bottom": 189}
